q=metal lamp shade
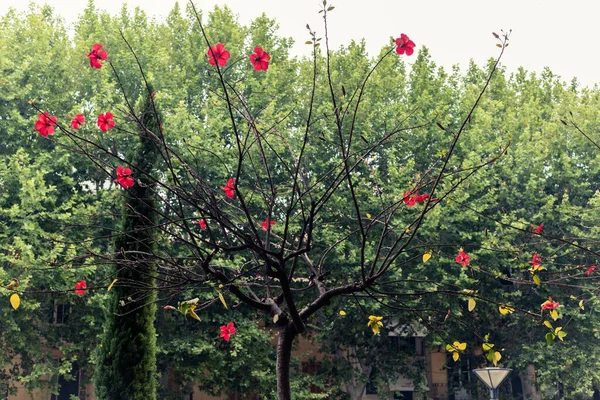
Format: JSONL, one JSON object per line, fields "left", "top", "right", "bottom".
{"left": 472, "top": 367, "right": 512, "bottom": 389}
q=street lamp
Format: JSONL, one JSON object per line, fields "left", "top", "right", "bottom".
{"left": 472, "top": 367, "right": 512, "bottom": 400}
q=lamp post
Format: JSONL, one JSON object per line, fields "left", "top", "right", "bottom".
{"left": 472, "top": 367, "right": 512, "bottom": 400}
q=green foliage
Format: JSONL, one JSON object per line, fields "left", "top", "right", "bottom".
{"left": 4, "top": 3, "right": 600, "bottom": 400}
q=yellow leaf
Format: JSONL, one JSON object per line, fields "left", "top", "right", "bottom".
{"left": 579, "top": 300, "right": 584, "bottom": 310}
{"left": 543, "top": 320, "right": 553, "bottom": 330}
{"left": 492, "top": 351, "right": 502, "bottom": 366}
{"left": 339, "top": 310, "right": 346, "bottom": 316}
{"left": 188, "top": 309, "right": 201, "bottom": 321}
{"left": 423, "top": 251, "right": 432, "bottom": 263}
{"left": 366, "top": 213, "right": 372, "bottom": 218}
{"left": 533, "top": 275, "right": 541, "bottom": 286}
{"left": 9, "top": 293, "right": 20, "bottom": 310}
{"left": 550, "top": 309, "right": 559, "bottom": 321}
{"left": 499, "top": 305, "right": 514, "bottom": 315}
{"left": 273, "top": 314, "right": 279, "bottom": 323}
{"left": 496, "top": 43, "right": 503, "bottom": 48}
{"left": 107, "top": 278, "right": 118, "bottom": 292}
{"left": 218, "top": 292, "right": 228, "bottom": 309}
{"left": 454, "top": 341, "right": 467, "bottom": 351}
{"left": 468, "top": 298, "right": 476, "bottom": 312}
{"left": 482, "top": 343, "right": 494, "bottom": 351}
{"left": 452, "top": 352, "right": 460, "bottom": 362}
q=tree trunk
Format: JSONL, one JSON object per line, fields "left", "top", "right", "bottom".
{"left": 341, "top": 347, "right": 372, "bottom": 400}
{"left": 519, "top": 363, "right": 541, "bottom": 400}
{"left": 276, "top": 326, "right": 296, "bottom": 400}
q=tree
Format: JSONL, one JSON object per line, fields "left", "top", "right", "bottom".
{"left": 95, "top": 88, "right": 160, "bottom": 400}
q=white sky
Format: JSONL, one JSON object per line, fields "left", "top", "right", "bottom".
{"left": 1, "top": 0, "right": 599, "bottom": 87}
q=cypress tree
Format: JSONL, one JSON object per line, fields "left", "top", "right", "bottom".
{"left": 96, "top": 88, "right": 161, "bottom": 400}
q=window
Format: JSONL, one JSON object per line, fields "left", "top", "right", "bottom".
{"left": 50, "top": 362, "right": 79, "bottom": 400}
{"left": 366, "top": 368, "right": 378, "bottom": 395}
{"left": 301, "top": 360, "right": 324, "bottom": 394}
{"left": 49, "top": 301, "right": 70, "bottom": 325}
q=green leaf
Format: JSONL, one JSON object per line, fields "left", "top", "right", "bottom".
{"left": 545, "top": 332, "right": 555, "bottom": 346}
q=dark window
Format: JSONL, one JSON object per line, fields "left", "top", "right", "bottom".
{"left": 50, "top": 363, "right": 79, "bottom": 400}
{"left": 49, "top": 301, "right": 70, "bottom": 325}
{"left": 394, "top": 391, "right": 414, "bottom": 400}
{"left": 301, "top": 360, "right": 323, "bottom": 393}
{"left": 366, "top": 368, "right": 377, "bottom": 395}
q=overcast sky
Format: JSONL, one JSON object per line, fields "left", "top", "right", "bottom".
{"left": 1, "top": 0, "right": 598, "bottom": 87}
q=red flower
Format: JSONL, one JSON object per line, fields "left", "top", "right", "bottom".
{"left": 207, "top": 43, "right": 231, "bottom": 67}
{"left": 404, "top": 191, "right": 429, "bottom": 207}
{"left": 70, "top": 114, "right": 85, "bottom": 130}
{"left": 531, "top": 253, "right": 542, "bottom": 268}
{"left": 87, "top": 44, "right": 108, "bottom": 69}
{"left": 534, "top": 223, "right": 544, "bottom": 234}
{"left": 541, "top": 297, "right": 559, "bottom": 311}
{"left": 74, "top": 280, "right": 87, "bottom": 295}
{"left": 586, "top": 266, "right": 595, "bottom": 276}
{"left": 34, "top": 112, "right": 57, "bottom": 137}
{"left": 414, "top": 194, "right": 430, "bottom": 203}
{"left": 220, "top": 321, "right": 236, "bottom": 341}
{"left": 403, "top": 191, "right": 416, "bottom": 207}
{"left": 261, "top": 218, "right": 276, "bottom": 231}
{"left": 97, "top": 112, "right": 115, "bottom": 132}
{"left": 455, "top": 249, "right": 469, "bottom": 267}
{"left": 223, "top": 178, "right": 235, "bottom": 199}
{"left": 195, "top": 219, "right": 207, "bottom": 230}
{"left": 249, "top": 47, "right": 270, "bottom": 71}
{"left": 395, "top": 34, "right": 415, "bottom": 56}
{"left": 115, "top": 166, "right": 135, "bottom": 188}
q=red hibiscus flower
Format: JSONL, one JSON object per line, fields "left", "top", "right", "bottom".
{"left": 414, "top": 194, "right": 430, "bottom": 203}
{"left": 220, "top": 321, "right": 236, "bottom": 341}
{"left": 534, "top": 223, "right": 544, "bottom": 234}
{"left": 194, "top": 219, "right": 207, "bottom": 230}
{"left": 34, "top": 112, "right": 57, "bottom": 137}
{"left": 541, "top": 297, "right": 559, "bottom": 311}
{"left": 97, "top": 112, "right": 115, "bottom": 132}
{"left": 395, "top": 34, "right": 415, "bottom": 56}
{"left": 75, "top": 280, "right": 87, "bottom": 295}
{"left": 403, "top": 191, "right": 416, "bottom": 207}
{"left": 261, "top": 218, "right": 276, "bottom": 231}
{"left": 249, "top": 47, "right": 270, "bottom": 71}
{"left": 207, "top": 43, "right": 231, "bottom": 67}
{"left": 455, "top": 249, "right": 469, "bottom": 267}
{"left": 115, "top": 166, "right": 135, "bottom": 188}
{"left": 223, "top": 178, "right": 235, "bottom": 199}
{"left": 404, "top": 191, "right": 429, "bottom": 207}
{"left": 586, "top": 266, "right": 595, "bottom": 276}
{"left": 531, "top": 253, "right": 542, "bottom": 268}
{"left": 87, "top": 44, "right": 108, "bottom": 69}
{"left": 70, "top": 114, "right": 85, "bottom": 130}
